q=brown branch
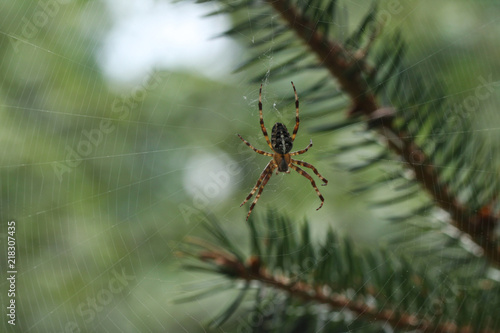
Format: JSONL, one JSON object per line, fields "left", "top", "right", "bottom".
{"left": 266, "top": 0, "right": 500, "bottom": 265}
{"left": 196, "top": 250, "right": 491, "bottom": 333}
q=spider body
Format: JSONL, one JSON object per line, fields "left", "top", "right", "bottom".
{"left": 238, "top": 82, "right": 328, "bottom": 220}
{"left": 271, "top": 122, "right": 293, "bottom": 172}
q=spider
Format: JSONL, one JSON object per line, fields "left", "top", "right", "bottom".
{"left": 238, "top": 82, "right": 328, "bottom": 220}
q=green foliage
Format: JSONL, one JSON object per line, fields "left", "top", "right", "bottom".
{"left": 181, "top": 211, "right": 500, "bottom": 332}
{"left": 182, "top": 0, "right": 500, "bottom": 331}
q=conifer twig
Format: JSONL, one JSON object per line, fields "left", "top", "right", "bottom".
{"left": 266, "top": 0, "right": 499, "bottom": 265}
{"left": 194, "top": 247, "right": 490, "bottom": 333}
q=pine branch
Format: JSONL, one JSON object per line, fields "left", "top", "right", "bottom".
{"left": 257, "top": 0, "right": 500, "bottom": 265}
{"left": 194, "top": 251, "right": 471, "bottom": 333}
{"left": 179, "top": 212, "right": 500, "bottom": 332}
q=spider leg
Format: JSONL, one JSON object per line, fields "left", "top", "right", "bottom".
{"left": 291, "top": 81, "right": 300, "bottom": 142}
{"left": 246, "top": 167, "right": 274, "bottom": 221}
{"left": 258, "top": 84, "right": 274, "bottom": 150}
{"left": 292, "top": 159, "right": 328, "bottom": 185}
{"left": 238, "top": 134, "right": 273, "bottom": 156}
{"left": 290, "top": 139, "right": 313, "bottom": 156}
{"left": 240, "top": 160, "right": 275, "bottom": 208}
{"left": 290, "top": 164, "right": 325, "bottom": 210}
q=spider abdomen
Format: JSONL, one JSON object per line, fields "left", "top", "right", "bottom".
{"left": 271, "top": 122, "right": 293, "bottom": 154}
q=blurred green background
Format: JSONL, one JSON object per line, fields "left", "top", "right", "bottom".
{"left": 0, "top": 1, "right": 499, "bottom": 332}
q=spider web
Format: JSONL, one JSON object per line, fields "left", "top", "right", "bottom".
{"left": 0, "top": 0, "right": 499, "bottom": 332}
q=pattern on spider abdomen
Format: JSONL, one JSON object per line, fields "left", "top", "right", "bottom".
{"left": 271, "top": 122, "right": 293, "bottom": 154}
